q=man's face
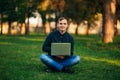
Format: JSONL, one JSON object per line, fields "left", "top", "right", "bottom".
{"left": 57, "top": 19, "right": 68, "bottom": 32}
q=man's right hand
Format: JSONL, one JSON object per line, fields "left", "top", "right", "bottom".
{"left": 55, "top": 56, "right": 65, "bottom": 60}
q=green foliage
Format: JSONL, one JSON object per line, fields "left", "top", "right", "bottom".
{"left": 1, "top": 0, "right": 120, "bottom": 24}
{"left": 0, "top": 0, "right": 25, "bottom": 22}
{"left": 63, "top": 0, "right": 102, "bottom": 23}
{"left": 0, "top": 34, "right": 120, "bottom": 80}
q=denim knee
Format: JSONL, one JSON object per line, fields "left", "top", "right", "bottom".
{"left": 40, "top": 54, "right": 47, "bottom": 61}
{"left": 76, "top": 55, "right": 80, "bottom": 62}
{"left": 73, "top": 55, "right": 80, "bottom": 63}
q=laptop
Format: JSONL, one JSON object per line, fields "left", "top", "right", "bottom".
{"left": 51, "top": 43, "right": 71, "bottom": 56}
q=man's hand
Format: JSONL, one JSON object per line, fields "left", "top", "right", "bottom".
{"left": 56, "top": 56, "right": 65, "bottom": 59}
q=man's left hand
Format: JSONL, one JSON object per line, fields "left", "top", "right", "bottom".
{"left": 56, "top": 56, "right": 65, "bottom": 59}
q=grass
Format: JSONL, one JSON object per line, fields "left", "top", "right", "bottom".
{"left": 0, "top": 34, "right": 120, "bottom": 80}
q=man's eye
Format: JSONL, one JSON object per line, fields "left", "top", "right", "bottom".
{"left": 60, "top": 23, "right": 62, "bottom": 25}
{"left": 64, "top": 23, "right": 66, "bottom": 25}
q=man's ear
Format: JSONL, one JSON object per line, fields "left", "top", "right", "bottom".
{"left": 56, "top": 23, "right": 59, "bottom": 27}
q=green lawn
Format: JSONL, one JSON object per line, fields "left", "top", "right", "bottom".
{"left": 0, "top": 34, "right": 120, "bottom": 80}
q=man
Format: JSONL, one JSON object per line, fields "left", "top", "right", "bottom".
{"left": 40, "top": 17, "right": 80, "bottom": 73}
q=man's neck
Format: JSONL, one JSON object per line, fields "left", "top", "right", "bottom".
{"left": 59, "top": 30, "right": 66, "bottom": 35}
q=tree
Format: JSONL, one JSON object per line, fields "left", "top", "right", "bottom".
{"left": 102, "top": 0, "right": 116, "bottom": 43}
{"left": 0, "top": 0, "right": 4, "bottom": 34}
{"left": 0, "top": 0, "right": 26, "bottom": 35}
{"left": 63, "top": 0, "right": 118, "bottom": 43}
{"left": 63, "top": 0, "right": 101, "bottom": 35}
{"left": 0, "top": 0, "right": 17, "bottom": 34}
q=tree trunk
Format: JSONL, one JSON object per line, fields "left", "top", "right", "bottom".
{"left": 25, "top": 18, "right": 29, "bottom": 35}
{"left": 75, "top": 23, "right": 79, "bottom": 35}
{"left": 0, "top": 13, "right": 3, "bottom": 34}
{"left": 44, "top": 21, "right": 51, "bottom": 35}
{"left": 8, "top": 21, "right": 11, "bottom": 35}
{"left": 86, "top": 21, "right": 90, "bottom": 35}
{"left": 75, "top": 25, "right": 78, "bottom": 35}
{"left": 103, "top": 0, "right": 116, "bottom": 43}
{"left": 25, "top": 0, "right": 30, "bottom": 35}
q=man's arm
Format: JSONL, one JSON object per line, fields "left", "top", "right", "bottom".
{"left": 42, "top": 34, "right": 52, "bottom": 55}
{"left": 71, "top": 36, "right": 74, "bottom": 55}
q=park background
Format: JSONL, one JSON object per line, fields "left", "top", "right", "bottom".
{"left": 0, "top": 0, "right": 120, "bottom": 80}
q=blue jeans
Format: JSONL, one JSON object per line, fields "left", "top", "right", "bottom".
{"left": 40, "top": 54, "right": 80, "bottom": 71}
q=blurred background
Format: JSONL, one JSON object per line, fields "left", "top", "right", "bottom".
{"left": 0, "top": 1, "right": 120, "bottom": 79}
{"left": 0, "top": 0, "right": 120, "bottom": 43}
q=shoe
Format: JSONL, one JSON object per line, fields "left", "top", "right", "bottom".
{"left": 46, "top": 68, "right": 58, "bottom": 72}
{"left": 46, "top": 68, "right": 52, "bottom": 72}
{"left": 62, "top": 67, "right": 75, "bottom": 74}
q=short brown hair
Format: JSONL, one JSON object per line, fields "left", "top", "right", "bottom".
{"left": 57, "top": 17, "right": 68, "bottom": 23}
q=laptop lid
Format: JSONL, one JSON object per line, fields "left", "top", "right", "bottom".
{"left": 51, "top": 43, "right": 71, "bottom": 56}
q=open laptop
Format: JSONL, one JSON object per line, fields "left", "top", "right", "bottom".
{"left": 51, "top": 43, "right": 71, "bottom": 56}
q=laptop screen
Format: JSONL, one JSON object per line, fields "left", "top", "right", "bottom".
{"left": 51, "top": 43, "right": 71, "bottom": 56}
